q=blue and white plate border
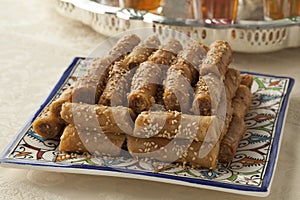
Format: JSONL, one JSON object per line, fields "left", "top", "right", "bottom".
{"left": 0, "top": 57, "right": 295, "bottom": 197}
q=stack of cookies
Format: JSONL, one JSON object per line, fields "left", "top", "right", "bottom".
{"left": 33, "top": 34, "right": 253, "bottom": 170}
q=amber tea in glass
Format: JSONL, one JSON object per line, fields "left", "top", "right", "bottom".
{"left": 119, "top": 0, "right": 162, "bottom": 10}
{"left": 193, "top": 0, "right": 239, "bottom": 20}
{"left": 264, "top": 0, "right": 287, "bottom": 19}
{"left": 289, "top": 0, "right": 300, "bottom": 16}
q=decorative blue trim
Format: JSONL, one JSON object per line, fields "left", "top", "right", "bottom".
{"left": 0, "top": 57, "right": 295, "bottom": 195}
{"left": 0, "top": 57, "right": 82, "bottom": 160}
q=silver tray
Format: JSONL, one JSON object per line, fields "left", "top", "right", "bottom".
{"left": 54, "top": 0, "right": 300, "bottom": 53}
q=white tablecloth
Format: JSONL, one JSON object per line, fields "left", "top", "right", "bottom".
{"left": 1, "top": 0, "right": 300, "bottom": 199}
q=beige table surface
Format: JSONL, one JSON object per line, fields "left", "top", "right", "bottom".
{"left": 1, "top": 0, "right": 300, "bottom": 199}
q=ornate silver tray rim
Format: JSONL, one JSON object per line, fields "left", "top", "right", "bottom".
{"left": 64, "top": 0, "right": 300, "bottom": 29}
{"left": 55, "top": 0, "right": 300, "bottom": 53}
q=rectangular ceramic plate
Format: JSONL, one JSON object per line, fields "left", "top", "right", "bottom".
{"left": 0, "top": 57, "right": 294, "bottom": 197}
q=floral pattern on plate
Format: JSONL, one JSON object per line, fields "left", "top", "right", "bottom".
{"left": 0, "top": 57, "right": 294, "bottom": 196}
